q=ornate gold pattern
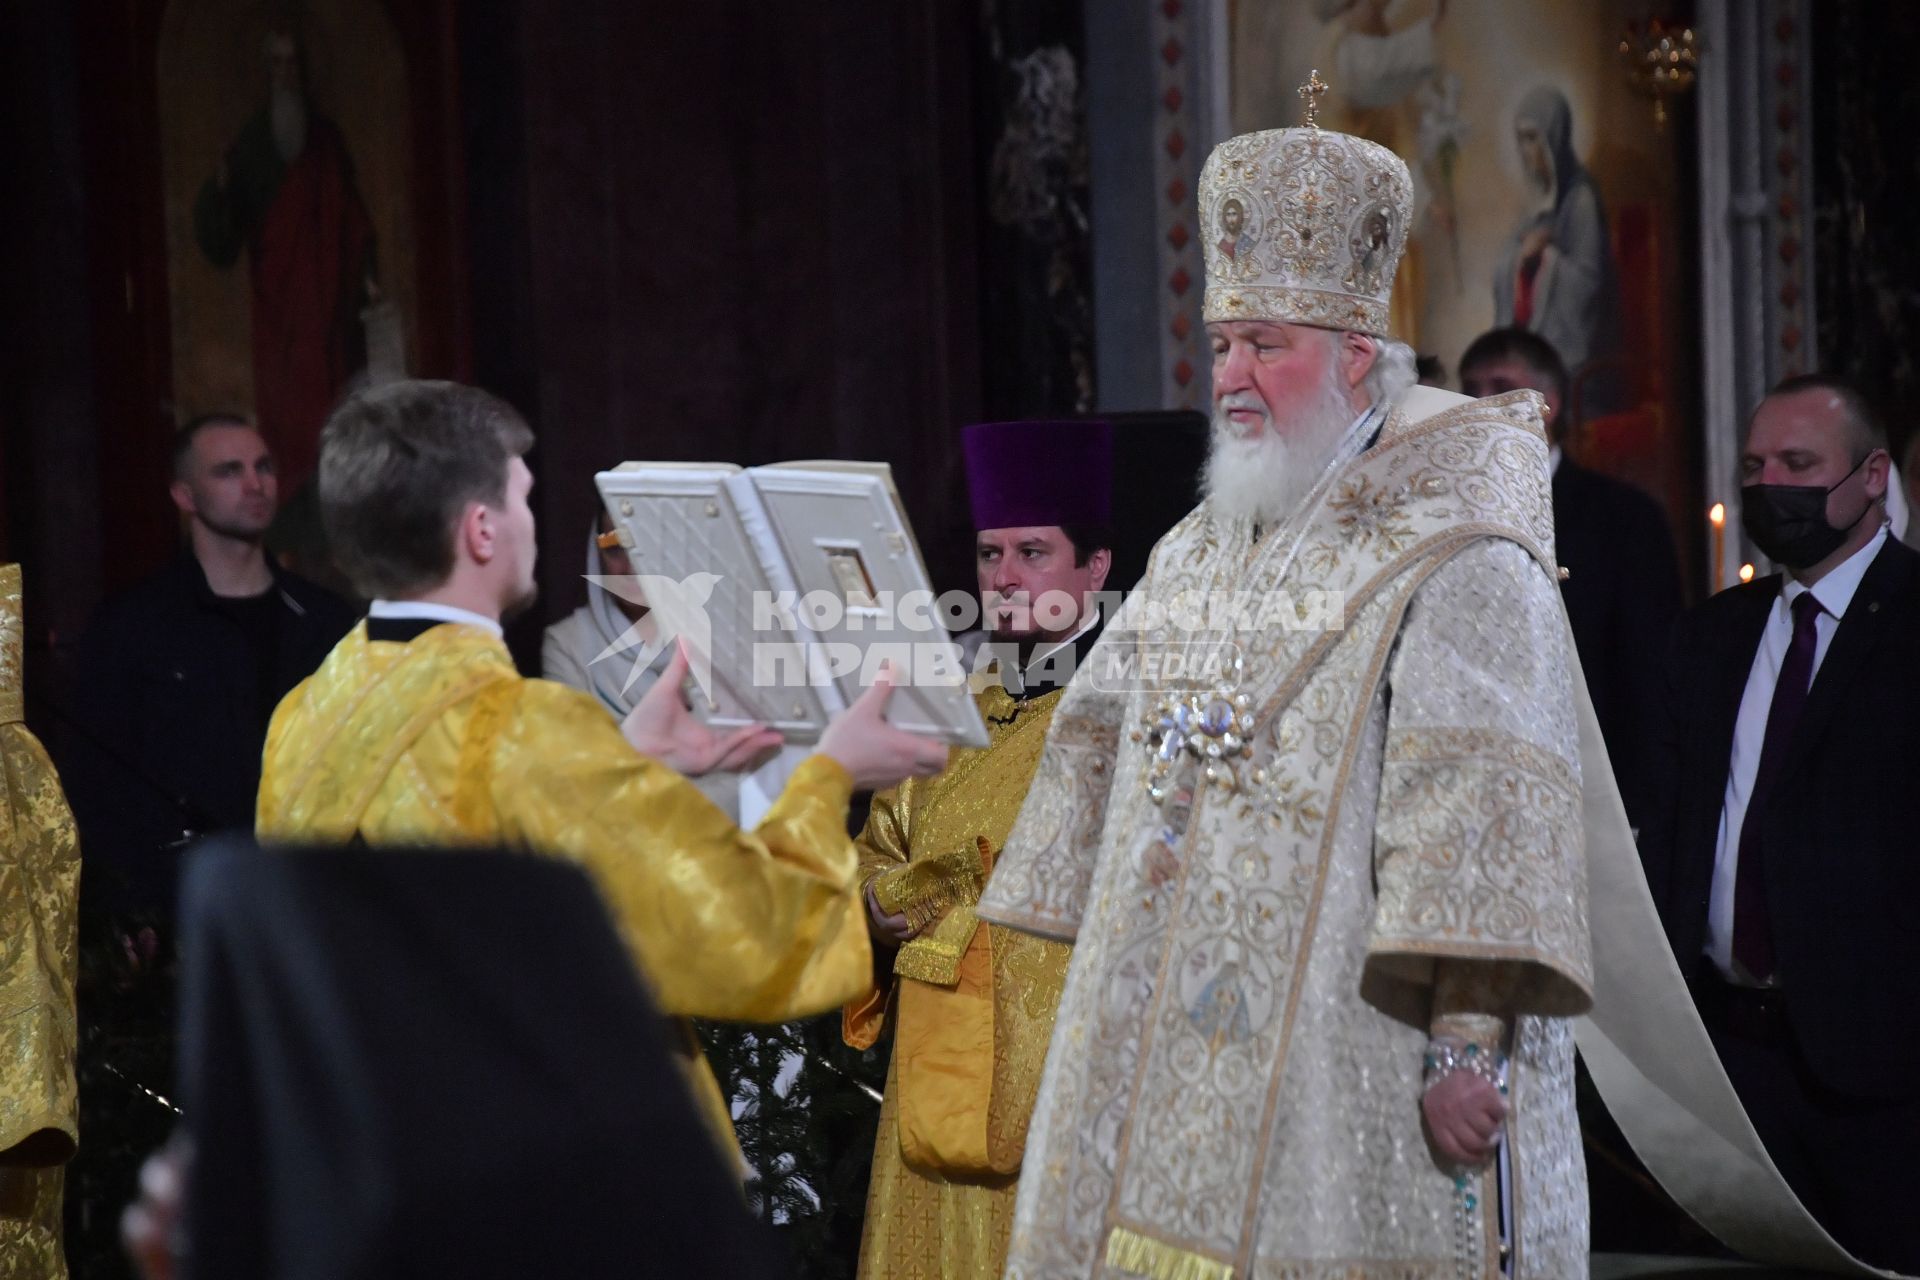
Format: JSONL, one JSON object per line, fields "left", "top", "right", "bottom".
{"left": 0, "top": 566, "right": 21, "bottom": 726}
{"left": 889, "top": 909, "right": 979, "bottom": 986}
{"left": 1199, "top": 126, "right": 1414, "bottom": 336}
{"left": 874, "top": 841, "right": 987, "bottom": 931}
{"left": 981, "top": 388, "right": 1589, "bottom": 1277}
{"left": 1327, "top": 472, "right": 1420, "bottom": 557}
{"left": 0, "top": 565, "right": 79, "bottom": 1279}
{"left": 1202, "top": 285, "right": 1387, "bottom": 337}
{"left": 1368, "top": 607, "right": 1593, "bottom": 1017}
{"left": 848, "top": 686, "right": 1074, "bottom": 1280}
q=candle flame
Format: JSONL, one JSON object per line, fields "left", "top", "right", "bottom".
{"left": 1739, "top": 563, "right": 1755, "bottom": 583}
{"left": 1708, "top": 503, "right": 1726, "bottom": 527}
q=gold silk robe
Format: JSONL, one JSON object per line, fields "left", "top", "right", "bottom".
{"left": 257, "top": 620, "right": 871, "bottom": 1146}
{"left": 0, "top": 565, "right": 80, "bottom": 1280}
{"left": 843, "top": 681, "right": 1073, "bottom": 1280}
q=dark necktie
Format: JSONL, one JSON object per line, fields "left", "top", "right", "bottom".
{"left": 1732, "top": 591, "right": 1824, "bottom": 981}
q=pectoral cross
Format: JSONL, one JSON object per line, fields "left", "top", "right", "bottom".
{"left": 1298, "top": 68, "right": 1328, "bottom": 128}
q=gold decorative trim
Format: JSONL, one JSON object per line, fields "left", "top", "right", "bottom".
{"left": 1203, "top": 284, "right": 1388, "bottom": 336}
{"left": 1104, "top": 1224, "right": 1234, "bottom": 1280}
{"left": 0, "top": 563, "right": 22, "bottom": 725}
{"left": 1384, "top": 725, "right": 1581, "bottom": 795}
{"left": 1378, "top": 388, "right": 1549, "bottom": 448}
{"left": 890, "top": 913, "right": 974, "bottom": 985}
{"left": 872, "top": 842, "right": 984, "bottom": 929}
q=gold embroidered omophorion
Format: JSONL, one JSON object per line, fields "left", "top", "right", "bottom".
{"left": 258, "top": 620, "right": 872, "bottom": 1153}
{"left": 0, "top": 565, "right": 81, "bottom": 1280}
{"left": 843, "top": 681, "right": 1073, "bottom": 1280}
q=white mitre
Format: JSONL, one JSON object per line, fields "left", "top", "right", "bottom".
{"left": 1200, "top": 75, "right": 1414, "bottom": 337}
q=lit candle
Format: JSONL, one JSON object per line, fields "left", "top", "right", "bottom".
{"left": 1708, "top": 503, "right": 1726, "bottom": 593}
{"left": 1739, "top": 563, "right": 1755, "bottom": 584}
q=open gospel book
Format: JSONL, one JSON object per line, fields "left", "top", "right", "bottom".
{"left": 595, "top": 460, "right": 988, "bottom": 749}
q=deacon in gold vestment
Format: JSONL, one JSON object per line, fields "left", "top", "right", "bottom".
{"left": 844, "top": 421, "right": 1114, "bottom": 1279}
{"left": 257, "top": 381, "right": 948, "bottom": 1150}
{"left": 980, "top": 106, "right": 1594, "bottom": 1279}
{"left": 0, "top": 566, "right": 81, "bottom": 1280}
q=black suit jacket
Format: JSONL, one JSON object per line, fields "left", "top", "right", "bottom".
{"left": 1552, "top": 460, "right": 1683, "bottom": 829}
{"left": 61, "top": 552, "right": 355, "bottom": 902}
{"left": 1639, "top": 535, "right": 1920, "bottom": 1099}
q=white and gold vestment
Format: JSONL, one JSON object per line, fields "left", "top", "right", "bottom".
{"left": 980, "top": 387, "right": 1592, "bottom": 1278}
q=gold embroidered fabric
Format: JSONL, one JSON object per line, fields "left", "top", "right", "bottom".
{"left": 0, "top": 566, "right": 79, "bottom": 1280}
{"left": 874, "top": 841, "right": 987, "bottom": 931}
{"left": 876, "top": 839, "right": 990, "bottom": 985}
{"left": 0, "top": 566, "right": 22, "bottom": 727}
{"left": 258, "top": 621, "right": 870, "bottom": 1152}
{"left": 980, "top": 388, "right": 1590, "bottom": 1278}
{"left": 846, "top": 684, "right": 1073, "bottom": 1280}
{"left": 1104, "top": 1223, "right": 1235, "bottom": 1280}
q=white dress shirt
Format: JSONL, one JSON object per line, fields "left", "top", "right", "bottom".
{"left": 1705, "top": 524, "right": 1889, "bottom": 979}
{"left": 368, "top": 598, "right": 504, "bottom": 639}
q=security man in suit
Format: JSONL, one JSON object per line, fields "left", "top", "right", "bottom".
{"left": 1460, "top": 327, "right": 1684, "bottom": 830}
{"left": 1639, "top": 374, "right": 1920, "bottom": 1273}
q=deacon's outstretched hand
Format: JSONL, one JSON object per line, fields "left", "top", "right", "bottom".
{"left": 622, "top": 641, "right": 785, "bottom": 776}
{"left": 1422, "top": 1071, "right": 1508, "bottom": 1168}
{"left": 817, "top": 665, "right": 949, "bottom": 791}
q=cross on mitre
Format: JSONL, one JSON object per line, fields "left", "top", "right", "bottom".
{"left": 1298, "top": 69, "right": 1328, "bottom": 128}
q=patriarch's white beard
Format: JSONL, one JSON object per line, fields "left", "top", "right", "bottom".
{"left": 1203, "top": 364, "right": 1361, "bottom": 528}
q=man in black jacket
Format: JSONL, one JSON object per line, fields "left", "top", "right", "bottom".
{"left": 1639, "top": 375, "right": 1920, "bottom": 1272}
{"left": 64, "top": 415, "right": 355, "bottom": 906}
{"left": 1460, "top": 328, "right": 1682, "bottom": 829}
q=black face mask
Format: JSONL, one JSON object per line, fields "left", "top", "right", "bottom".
{"left": 1741, "top": 452, "right": 1876, "bottom": 571}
